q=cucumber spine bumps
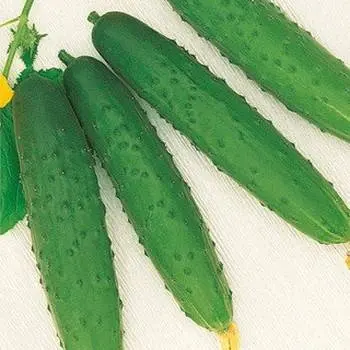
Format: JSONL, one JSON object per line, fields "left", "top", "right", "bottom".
{"left": 13, "top": 74, "right": 122, "bottom": 350}
{"left": 88, "top": 12, "right": 350, "bottom": 245}
{"left": 59, "top": 52, "right": 238, "bottom": 346}
{"left": 0, "top": 104, "right": 25, "bottom": 234}
{"left": 167, "top": 0, "right": 350, "bottom": 142}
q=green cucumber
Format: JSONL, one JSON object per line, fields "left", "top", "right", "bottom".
{"left": 13, "top": 74, "right": 122, "bottom": 350}
{"left": 0, "top": 104, "right": 25, "bottom": 234}
{"left": 59, "top": 52, "right": 238, "bottom": 346}
{"left": 167, "top": 0, "right": 350, "bottom": 142}
{"left": 88, "top": 12, "right": 350, "bottom": 245}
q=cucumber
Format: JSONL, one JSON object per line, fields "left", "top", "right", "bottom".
{"left": 13, "top": 74, "right": 122, "bottom": 350}
{"left": 59, "top": 52, "right": 237, "bottom": 345}
{"left": 88, "top": 12, "right": 350, "bottom": 245}
{"left": 167, "top": 0, "right": 350, "bottom": 142}
{"left": 0, "top": 104, "right": 25, "bottom": 234}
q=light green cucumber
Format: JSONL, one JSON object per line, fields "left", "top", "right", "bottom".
{"left": 59, "top": 52, "right": 238, "bottom": 345}
{"left": 88, "top": 12, "right": 350, "bottom": 245}
{"left": 13, "top": 73, "right": 122, "bottom": 350}
{"left": 167, "top": 0, "right": 350, "bottom": 142}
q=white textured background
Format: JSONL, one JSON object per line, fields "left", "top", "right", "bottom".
{"left": 0, "top": 0, "right": 349, "bottom": 349}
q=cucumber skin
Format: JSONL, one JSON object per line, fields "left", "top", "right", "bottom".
{"left": 168, "top": 0, "right": 350, "bottom": 142}
{"left": 0, "top": 104, "right": 25, "bottom": 234}
{"left": 13, "top": 75, "right": 122, "bottom": 350}
{"left": 62, "top": 56, "right": 233, "bottom": 332}
{"left": 91, "top": 12, "right": 350, "bottom": 244}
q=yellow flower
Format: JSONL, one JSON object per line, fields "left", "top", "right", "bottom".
{"left": 346, "top": 254, "right": 350, "bottom": 270}
{"left": 219, "top": 323, "right": 239, "bottom": 350}
{"left": 0, "top": 74, "right": 14, "bottom": 108}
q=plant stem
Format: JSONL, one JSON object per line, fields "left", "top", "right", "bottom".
{"left": 3, "top": 0, "right": 35, "bottom": 78}
{"left": 0, "top": 16, "right": 20, "bottom": 29}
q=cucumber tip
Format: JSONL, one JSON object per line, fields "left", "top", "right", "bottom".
{"left": 88, "top": 11, "right": 100, "bottom": 25}
{"left": 58, "top": 50, "right": 75, "bottom": 66}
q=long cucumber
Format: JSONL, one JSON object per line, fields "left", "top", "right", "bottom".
{"left": 13, "top": 74, "right": 122, "bottom": 349}
{"left": 168, "top": 0, "right": 350, "bottom": 142}
{"left": 59, "top": 52, "right": 238, "bottom": 348}
{"left": 88, "top": 12, "right": 350, "bottom": 245}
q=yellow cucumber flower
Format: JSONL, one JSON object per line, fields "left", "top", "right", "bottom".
{"left": 346, "top": 253, "right": 350, "bottom": 270}
{"left": 0, "top": 74, "right": 14, "bottom": 107}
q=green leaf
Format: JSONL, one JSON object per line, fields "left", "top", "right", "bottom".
{"left": 16, "top": 67, "right": 63, "bottom": 87}
{"left": 38, "top": 68, "right": 63, "bottom": 83}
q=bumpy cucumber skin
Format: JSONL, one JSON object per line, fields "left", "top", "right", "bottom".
{"left": 91, "top": 12, "right": 350, "bottom": 244}
{"left": 13, "top": 75, "right": 122, "bottom": 350}
{"left": 62, "top": 56, "right": 233, "bottom": 332}
{"left": 0, "top": 104, "right": 25, "bottom": 234}
{"left": 168, "top": 0, "right": 350, "bottom": 142}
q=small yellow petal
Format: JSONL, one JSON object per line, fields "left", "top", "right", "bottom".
{"left": 219, "top": 323, "right": 240, "bottom": 350}
{"left": 0, "top": 74, "right": 14, "bottom": 108}
{"left": 346, "top": 254, "right": 350, "bottom": 270}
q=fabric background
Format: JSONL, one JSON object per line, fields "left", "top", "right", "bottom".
{"left": 0, "top": 0, "right": 349, "bottom": 349}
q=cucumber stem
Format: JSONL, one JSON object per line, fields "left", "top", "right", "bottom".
{"left": 219, "top": 323, "right": 239, "bottom": 350}
{"left": 346, "top": 245, "right": 350, "bottom": 269}
{"left": 58, "top": 50, "right": 76, "bottom": 66}
{"left": 2, "top": 0, "right": 35, "bottom": 78}
{"left": 88, "top": 11, "right": 101, "bottom": 25}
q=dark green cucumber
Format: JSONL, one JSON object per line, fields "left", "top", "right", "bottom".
{"left": 59, "top": 53, "right": 235, "bottom": 336}
{"left": 89, "top": 12, "right": 350, "bottom": 244}
{"left": 13, "top": 74, "right": 122, "bottom": 350}
{"left": 167, "top": 0, "right": 350, "bottom": 142}
{"left": 0, "top": 104, "right": 25, "bottom": 234}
